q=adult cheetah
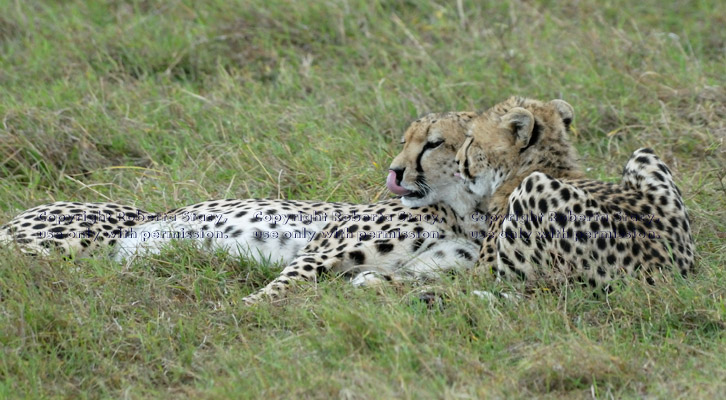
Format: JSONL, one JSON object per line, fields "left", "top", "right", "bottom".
{"left": 1, "top": 113, "right": 489, "bottom": 291}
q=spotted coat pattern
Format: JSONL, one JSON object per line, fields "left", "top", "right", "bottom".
{"left": 456, "top": 97, "right": 695, "bottom": 295}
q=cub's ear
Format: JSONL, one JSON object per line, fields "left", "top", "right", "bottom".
{"left": 548, "top": 99, "right": 574, "bottom": 130}
{"left": 500, "top": 107, "right": 534, "bottom": 149}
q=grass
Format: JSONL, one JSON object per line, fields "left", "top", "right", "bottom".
{"left": 1, "top": 0, "right": 725, "bottom": 397}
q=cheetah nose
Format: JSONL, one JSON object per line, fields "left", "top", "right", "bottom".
{"left": 392, "top": 168, "right": 404, "bottom": 184}
{"left": 387, "top": 169, "right": 411, "bottom": 196}
{"left": 454, "top": 172, "right": 462, "bottom": 179}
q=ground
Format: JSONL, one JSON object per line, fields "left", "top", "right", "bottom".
{"left": 1, "top": 0, "right": 725, "bottom": 398}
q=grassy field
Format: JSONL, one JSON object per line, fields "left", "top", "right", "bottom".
{"left": 1, "top": 0, "right": 725, "bottom": 398}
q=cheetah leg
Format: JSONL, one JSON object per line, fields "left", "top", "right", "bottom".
{"left": 621, "top": 148, "right": 695, "bottom": 276}
{"left": 350, "top": 239, "right": 479, "bottom": 293}
{"left": 394, "top": 240, "right": 480, "bottom": 306}
{"left": 398, "top": 240, "right": 479, "bottom": 279}
{"left": 622, "top": 148, "right": 682, "bottom": 200}
{"left": 242, "top": 252, "right": 340, "bottom": 305}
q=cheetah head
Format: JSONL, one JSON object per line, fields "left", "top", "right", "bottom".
{"left": 455, "top": 97, "right": 580, "bottom": 198}
{"left": 387, "top": 112, "right": 479, "bottom": 211}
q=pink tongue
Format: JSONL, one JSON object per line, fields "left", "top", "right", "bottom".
{"left": 386, "top": 170, "right": 412, "bottom": 196}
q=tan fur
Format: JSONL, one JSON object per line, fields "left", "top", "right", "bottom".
{"left": 242, "top": 112, "right": 490, "bottom": 305}
{"left": 390, "top": 112, "right": 477, "bottom": 202}
{"left": 457, "top": 96, "right": 695, "bottom": 295}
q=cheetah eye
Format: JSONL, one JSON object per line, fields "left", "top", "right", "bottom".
{"left": 421, "top": 140, "right": 444, "bottom": 153}
{"left": 427, "top": 140, "right": 444, "bottom": 148}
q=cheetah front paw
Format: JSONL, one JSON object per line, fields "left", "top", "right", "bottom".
{"left": 471, "top": 290, "right": 521, "bottom": 303}
{"left": 350, "top": 271, "right": 387, "bottom": 287}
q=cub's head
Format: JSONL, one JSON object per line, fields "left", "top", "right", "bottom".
{"left": 387, "top": 112, "right": 478, "bottom": 210}
{"left": 455, "top": 97, "right": 582, "bottom": 198}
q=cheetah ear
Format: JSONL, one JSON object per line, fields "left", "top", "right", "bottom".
{"left": 548, "top": 99, "right": 574, "bottom": 130}
{"left": 500, "top": 107, "right": 534, "bottom": 149}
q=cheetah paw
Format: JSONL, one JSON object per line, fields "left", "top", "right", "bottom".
{"left": 471, "top": 290, "right": 521, "bottom": 303}
{"left": 350, "top": 271, "right": 386, "bottom": 287}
